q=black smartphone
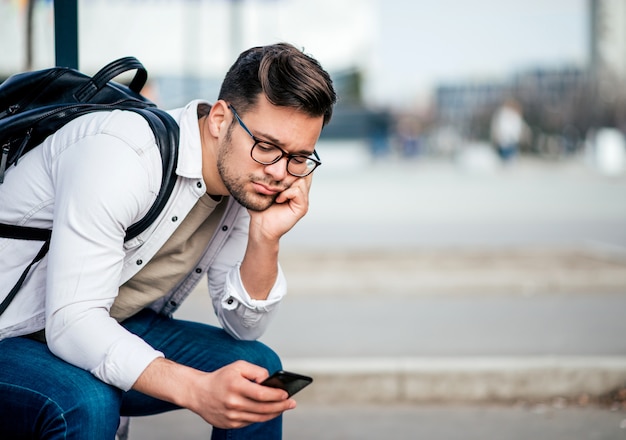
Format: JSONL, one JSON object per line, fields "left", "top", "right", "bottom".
{"left": 261, "top": 370, "right": 313, "bottom": 397}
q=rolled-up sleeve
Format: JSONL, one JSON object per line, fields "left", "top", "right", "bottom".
{"left": 217, "top": 262, "right": 286, "bottom": 340}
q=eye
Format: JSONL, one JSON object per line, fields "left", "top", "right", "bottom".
{"left": 255, "top": 141, "right": 278, "bottom": 154}
{"left": 290, "top": 156, "right": 308, "bottom": 165}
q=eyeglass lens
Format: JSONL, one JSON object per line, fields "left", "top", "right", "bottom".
{"left": 251, "top": 143, "right": 316, "bottom": 176}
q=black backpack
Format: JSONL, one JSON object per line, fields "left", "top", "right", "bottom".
{"left": 0, "top": 57, "right": 179, "bottom": 316}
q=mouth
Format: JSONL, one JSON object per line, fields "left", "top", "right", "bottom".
{"left": 252, "top": 181, "right": 283, "bottom": 196}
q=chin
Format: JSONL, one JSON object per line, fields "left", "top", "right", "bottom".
{"left": 237, "top": 193, "right": 277, "bottom": 212}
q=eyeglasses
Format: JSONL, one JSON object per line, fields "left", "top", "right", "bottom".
{"left": 229, "top": 105, "right": 322, "bottom": 177}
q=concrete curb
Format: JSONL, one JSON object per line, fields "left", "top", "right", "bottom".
{"left": 280, "top": 248, "right": 626, "bottom": 297}
{"left": 283, "top": 357, "right": 626, "bottom": 404}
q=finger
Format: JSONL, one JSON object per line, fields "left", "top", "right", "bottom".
{"left": 218, "top": 391, "right": 294, "bottom": 428}
{"left": 275, "top": 178, "right": 309, "bottom": 207}
{"left": 298, "top": 173, "right": 314, "bottom": 193}
{"left": 301, "top": 172, "right": 314, "bottom": 191}
{"left": 227, "top": 362, "right": 289, "bottom": 402}
{"left": 215, "top": 408, "right": 285, "bottom": 430}
{"left": 220, "top": 406, "right": 290, "bottom": 429}
{"left": 274, "top": 187, "right": 295, "bottom": 205}
{"left": 253, "top": 380, "right": 290, "bottom": 402}
{"left": 238, "top": 395, "right": 296, "bottom": 415}
{"left": 233, "top": 360, "right": 270, "bottom": 383}
{"left": 237, "top": 376, "right": 290, "bottom": 403}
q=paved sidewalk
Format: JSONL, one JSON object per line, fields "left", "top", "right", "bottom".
{"left": 131, "top": 402, "right": 626, "bottom": 440}
{"left": 279, "top": 247, "right": 626, "bottom": 297}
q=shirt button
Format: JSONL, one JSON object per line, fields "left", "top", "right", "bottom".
{"left": 169, "top": 300, "right": 177, "bottom": 306}
{"left": 227, "top": 298, "right": 234, "bottom": 305}
{"left": 172, "top": 216, "right": 178, "bottom": 222}
{"left": 136, "top": 259, "right": 143, "bottom": 265}
{"left": 195, "top": 268, "right": 202, "bottom": 274}
{"left": 221, "top": 225, "right": 228, "bottom": 231}
{"left": 197, "top": 181, "right": 202, "bottom": 188}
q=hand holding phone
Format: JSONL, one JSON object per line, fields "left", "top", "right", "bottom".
{"left": 261, "top": 370, "right": 313, "bottom": 397}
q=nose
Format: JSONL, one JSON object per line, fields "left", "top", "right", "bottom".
{"left": 263, "top": 157, "right": 289, "bottom": 180}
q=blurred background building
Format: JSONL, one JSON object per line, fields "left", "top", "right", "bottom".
{"left": 1, "top": 0, "right": 625, "bottom": 172}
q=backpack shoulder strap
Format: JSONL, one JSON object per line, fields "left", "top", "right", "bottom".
{"left": 0, "top": 238, "right": 49, "bottom": 315}
{"left": 125, "top": 107, "right": 179, "bottom": 240}
{"left": 0, "top": 223, "right": 51, "bottom": 241}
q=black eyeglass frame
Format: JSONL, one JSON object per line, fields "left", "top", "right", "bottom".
{"left": 228, "top": 105, "right": 322, "bottom": 177}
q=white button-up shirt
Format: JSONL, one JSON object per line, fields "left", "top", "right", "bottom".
{"left": 0, "top": 100, "right": 286, "bottom": 390}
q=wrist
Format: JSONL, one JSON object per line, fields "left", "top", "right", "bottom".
{"left": 248, "top": 223, "right": 282, "bottom": 249}
{"left": 133, "top": 358, "right": 202, "bottom": 410}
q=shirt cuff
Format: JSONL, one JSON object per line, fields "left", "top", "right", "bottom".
{"left": 221, "top": 262, "right": 286, "bottom": 312}
{"left": 91, "top": 333, "right": 165, "bottom": 391}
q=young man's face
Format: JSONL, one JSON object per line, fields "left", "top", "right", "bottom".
{"left": 217, "top": 95, "right": 324, "bottom": 211}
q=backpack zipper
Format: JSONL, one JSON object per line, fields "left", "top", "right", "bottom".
{"left": 12, "top": 128, "right": 33, "bottom": 166}
{"left": 0, "top": 144, "right": 10, "bottom": 184}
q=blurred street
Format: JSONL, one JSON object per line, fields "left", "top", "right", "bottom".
{"left": 132, "top": 149, "right": 626, "bottom": 438}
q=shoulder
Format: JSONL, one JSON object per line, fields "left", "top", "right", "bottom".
{"left": 78, "top": 110, "right": 159, "bottom": 154}
{"left": 50, "top": 109, "right": 155, "bottom": 147}
{"left": 49, "top": 110, "right": 164, "bottom": 207}
{"left": 48, "top": 110, "right": 163, "bottom": 175}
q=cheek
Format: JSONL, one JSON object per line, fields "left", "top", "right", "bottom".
{"left": 219, "top": 133, "right": 252, "bottom": 167}
{"left": 217, "top": 137, "right": 238, "bottom": 169}
{"left": 218, "top": 144, "right": 252, "bottom": 183}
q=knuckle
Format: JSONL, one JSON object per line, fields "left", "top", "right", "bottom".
{"left": 223, "top": 396, "right": 242, "bottom": 411}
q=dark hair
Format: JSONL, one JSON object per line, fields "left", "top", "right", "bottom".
{"left": 218, "top": 43, "right": 337, "bottom": 126}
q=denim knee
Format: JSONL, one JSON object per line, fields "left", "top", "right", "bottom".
{"left": 0, "top": 379, "right": 122, "bottom": 440}
{"left": 60, "top": 378, "right": 123, "bottom": 438}
{"left": 239, "top": 340, "right": 282, "bottom": 374}
{"left": 0, "top": 337, "right": 124, "bottom": 439}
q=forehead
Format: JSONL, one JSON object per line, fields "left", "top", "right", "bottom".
{"left": 240, "top": 97, "right": 324, "bottom": 153}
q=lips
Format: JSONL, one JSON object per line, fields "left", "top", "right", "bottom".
{"left": 252, "top": 181, "right": 282, "bottom": 195}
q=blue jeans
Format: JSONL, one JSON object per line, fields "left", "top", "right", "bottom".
{"left": 0, "top": 309, "right": 283, "bottom": 439}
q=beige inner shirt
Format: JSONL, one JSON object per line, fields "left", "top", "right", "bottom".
{"left": 111, "top": 194, "right": 227, "bottom": 321}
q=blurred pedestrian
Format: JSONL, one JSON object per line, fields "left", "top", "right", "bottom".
{"left": 490, "top": 99, "right": 526, "bottom": 163}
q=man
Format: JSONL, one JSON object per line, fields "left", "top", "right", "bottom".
{"left": 0, "top": 43, "right": 336, "bottom": 439}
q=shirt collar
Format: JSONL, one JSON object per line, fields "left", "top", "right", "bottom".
{"left": 167, "top": 99, "right": 209, "bottom": 179}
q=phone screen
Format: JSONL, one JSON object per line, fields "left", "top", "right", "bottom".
{"left": 261, "top": 370, "right": 313, "bottom": 397}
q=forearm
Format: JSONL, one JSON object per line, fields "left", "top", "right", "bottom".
{"left": 239, "top": 237, "right": 280, "bottom": 300}
{"left": 132, "top": 357, "right": 201, "bottom": 409}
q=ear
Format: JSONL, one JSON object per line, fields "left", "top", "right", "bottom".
{"left": 208, "top": 100, "right": 230, "bottom": 137}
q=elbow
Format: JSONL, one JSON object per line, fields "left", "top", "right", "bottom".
{"left": 44, "top": 313, "right": 66, "bottom": 357}
{"left": 218, "top": 309, "right": 273, "bottom": 341}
